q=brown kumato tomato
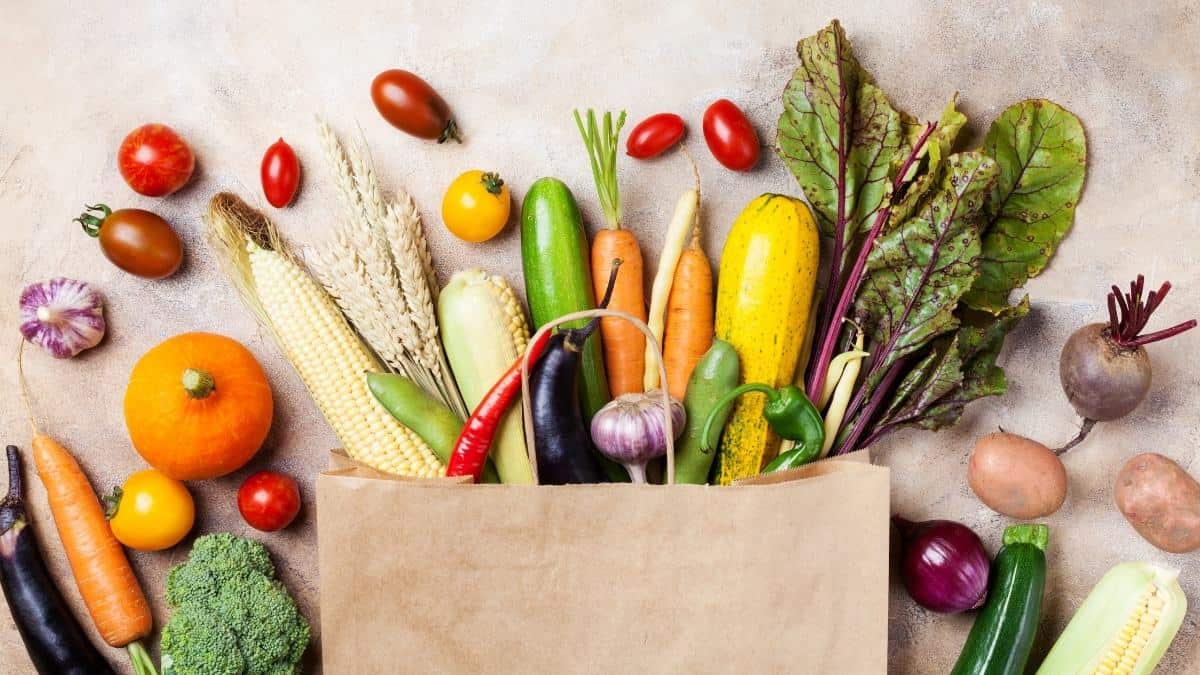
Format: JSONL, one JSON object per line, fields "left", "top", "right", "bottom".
{"left": 371, "top": 69, "right": 460, "bottom": 143}
{"left": 75, "top": 204, "right": 183, "bottom": 279}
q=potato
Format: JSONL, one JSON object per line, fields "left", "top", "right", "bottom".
{"left": 1115, "top": 453, "right": 1200, "bottom": 553}
{"left": 968, "top": 432, "right": 1067, "bottom": 519}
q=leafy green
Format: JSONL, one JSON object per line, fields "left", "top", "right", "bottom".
{"left": 775, "top": 20, "right": 1083, "bottom": 453}
{"left": 853, "top": 152, "right": 999, "bottom": 389}
{"left": 964, "top": 99, "right": 1087, "bottom": 312}
{"left": 877, "top": 296, "right": 1029, "bottom": 434}
{"left": 888, "top": 97, "right": 968, "bottom": 227}
{"left": 777, "top": 20, "right": 906, "bottom": 248}
{"left": 879, "top": 334, "right": 962, "bottom": 428}
{"left": 918, "top": 297, "right": 1031, "bottom": 428}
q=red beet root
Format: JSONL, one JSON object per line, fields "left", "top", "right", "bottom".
{"left": 1057, "top": 275, "right": 1196, "bottom": 452}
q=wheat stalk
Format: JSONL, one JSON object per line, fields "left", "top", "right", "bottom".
{"left": 313, "top": 117, "right": 468, "bottom": 419}
{"left": 314, "top": 120, "right": 421, "bottom": 369}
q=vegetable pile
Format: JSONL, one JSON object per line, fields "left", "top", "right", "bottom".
{"left": 7, "top": 14, "right": 1200, "bottom": 675}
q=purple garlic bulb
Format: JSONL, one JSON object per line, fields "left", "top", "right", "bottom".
{"left": 589, "top": 389, "right": 685, "bottom": 483}
{"left": 20, "top": 278, "right": 105, "bottom": 358}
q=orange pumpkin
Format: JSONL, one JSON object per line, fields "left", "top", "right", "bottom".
{"left": 123, "top": 332, "right": 273, "bottom": 480}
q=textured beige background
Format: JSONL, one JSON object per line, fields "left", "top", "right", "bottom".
{"left": 2, "top": 1, "right": 1198, "bottom": 673}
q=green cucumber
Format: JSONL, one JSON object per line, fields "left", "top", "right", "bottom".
{"left": 520, "top": 177, "right": 610, "bottom": 419}
{"left": 674, "top": 339, "right": 740, "bottom": 484}
{"left": 951, "top": 524, "right": 1049, "bottom": 675}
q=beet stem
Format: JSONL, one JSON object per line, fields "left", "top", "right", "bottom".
{"left": 1054, "top": 418, "right": 1096, "bottom": 455}
{"left": 1129, "top": 319, "right": 1198, "bottom": 347}
{"left": 1105, "top": 275, "right": 1195, "bottom": 348}
{"left": 1112, "top": 286, "right": 1130, "bottom": 333}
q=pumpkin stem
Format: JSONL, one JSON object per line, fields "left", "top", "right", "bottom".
{"left": 182, "top": 368, "right": 216, "bottom": 399}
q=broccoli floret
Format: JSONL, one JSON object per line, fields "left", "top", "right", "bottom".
{"left": 186, "top": 532, "right": 275, "bottom": 578}
{"left": 160, "top": 533, "right": 309, "bottom": 675}
{"left": 159, "top": 602, "right": 245, "bottom": 675}
{"left": 212, "top": 575, "right": 310, "bottom": 673}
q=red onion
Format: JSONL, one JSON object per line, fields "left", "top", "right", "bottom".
{"left": 894, "top": 516, "right": 990, "bottom": 614}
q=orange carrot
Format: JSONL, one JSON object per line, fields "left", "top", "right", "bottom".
{"left": 591, "top": 230, "right": 647, "bottom": 396}
{"left": 17, "top": 342, "right": 155, "bottom": 674}
{"left": 31, "top": 433, "right": 152, "bottom": 648}
{"left": 575, "top": 108, "right": 647, "bottom": 397}
{"left": 662, "top": 234, "right": 715, "bottom": 400}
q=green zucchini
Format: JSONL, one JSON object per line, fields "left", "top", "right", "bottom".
{"left": 951, "top": 524, "right": 1049, "bottom": 675}
{"left": 521, "top": 177, "right": 610, "bottom": 418}
{"left": 674, "top": 339, "right": 739, "bottom": 484}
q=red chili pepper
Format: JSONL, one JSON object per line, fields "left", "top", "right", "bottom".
{"left": 446, "top": 331, "right": 551, "bottom": 481}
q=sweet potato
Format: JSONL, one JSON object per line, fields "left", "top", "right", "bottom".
{"left": 1115, "top": 453, "right": 1200, "bottom": 553}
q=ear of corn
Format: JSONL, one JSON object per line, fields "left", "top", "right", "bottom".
{"left": 206, "top": 192, "right": 444, "bottom": 478}
{"left": 1035, "top": 562, "right": 1187, "bottom": 675}
{"left": 438, "top": 269, "right": 534, "bottom": 484}
{"left": 713, "top": 195, "right": 820, "bottom": 484}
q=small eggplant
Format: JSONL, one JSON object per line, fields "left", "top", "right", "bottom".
{"left": 530, "top": 260, "right": 622, "bottom": 485}
{"left": 0, "top": 445, "right": 115, "bottom": 675}
{"left": 531, "top": 331, "right": 608, "bottom": 485}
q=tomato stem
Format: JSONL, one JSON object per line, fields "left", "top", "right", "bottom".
{"left": 73, "top": 203, "right": 111, "bottom": 237}
{"left": 480, "top": 172, "right": 505, "bottom": 195}
{"left": 102, "top": 487, "right": 123, "bottom": 520}
{"left": 439, "top": 119, "right": 462, "bottom": 144}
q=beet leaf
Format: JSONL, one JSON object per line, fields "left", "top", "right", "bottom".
{"left": 965, "top": 100, "right": 1087, "bottom": 312}
{"left": 835, "top": 152, "right": 999, "bottom": 453}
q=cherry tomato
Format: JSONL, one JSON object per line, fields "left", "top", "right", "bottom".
{"left": 702, "top": 99, "right": 760, "bottom": 171}
{"left": 261, "top": 138, "right": 301, "bottom": 208}
{"left": 75, "top": 204, "right": 183, "bottom": 279}
{"left": 238, "top": 471, "right": 301, "bottom": 532}
{"left": 117, "top": 123, "right": 195, "bottom": 197}
{"left": 441, "top": 170, "right": 511, "bottom": 242}
{"left": 107, "top": 469, "right": 195, "bottom": 551}
{"left": 626, "top": 113, "right": 686, "bottom": 159}
{"left": 371, "top": 69, "right": 461, "bottom": 143}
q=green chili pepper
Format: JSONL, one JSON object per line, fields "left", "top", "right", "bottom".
{"left": 700, "top": 382, "right": 825, "bottom": 470}
{"left": 763, "top": 444, "right": 820, "bottom": 472}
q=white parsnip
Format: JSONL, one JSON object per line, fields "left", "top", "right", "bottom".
{"left": 644, "top": 188, "right": 700, "bottom": 390}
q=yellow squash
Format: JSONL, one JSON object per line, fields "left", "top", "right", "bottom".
{"left": 713, "top": 194, "right": 819, "bottom": 484}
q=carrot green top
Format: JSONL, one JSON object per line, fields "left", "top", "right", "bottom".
{"left": 574, "top": 109, "right": 626, "bottom": 230}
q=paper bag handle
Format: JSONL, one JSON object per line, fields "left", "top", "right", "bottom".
{"left": 519, "top": 309, "right": 676, "bottom": 486}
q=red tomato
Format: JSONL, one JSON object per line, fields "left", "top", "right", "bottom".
{"left": 117, "top": 123, "right": 195, "bottom": 197}
{"left": 371, "top": 69, "right": 461, "bottom": 143}
{"left": 702, "top": 99, "right": 760, "bottom": 171}
{"left": 260, "top": 138, "right": 301, "bottom": 208}
{"left": 626, "top": 113, "right": 686, "bottom": 159}
{"left": 237, "top": 471, "right": 301, "bottom": 532}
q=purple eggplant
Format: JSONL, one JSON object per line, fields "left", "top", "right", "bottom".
{"left": 1, "top": 445, "right": 114, "bottom": 675}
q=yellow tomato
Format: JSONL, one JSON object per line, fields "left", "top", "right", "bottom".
{"left": 441, "top": 170, "right": 511, "bottom": 242}
{"left": 107, "top": 469, "right": 195, "bottom": 551}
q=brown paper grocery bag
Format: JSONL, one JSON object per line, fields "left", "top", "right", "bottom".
{"left": 317, "top": 309, "right": 890, "bottom": 673}
{"left": 317, "top": 454, "right": 889, "bottom": 674}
